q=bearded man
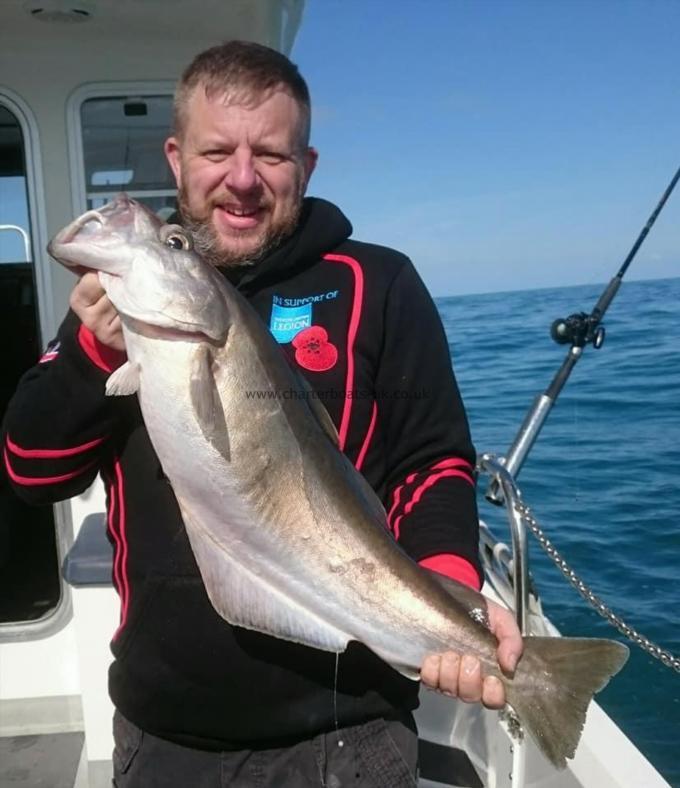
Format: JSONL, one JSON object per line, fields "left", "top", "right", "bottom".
{"left": 4, "top": 41, "right": 521, "bottom": 787}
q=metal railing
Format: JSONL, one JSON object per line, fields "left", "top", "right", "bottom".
{"left": 0, "top": 224, "right": 31, "bottom": 263}
{"left": 478, "top": 454, "right": 530, "bottom": 635}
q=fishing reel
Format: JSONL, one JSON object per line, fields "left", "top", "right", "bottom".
{"left": 550, "top": 312, "right": 606, "bottom": 349}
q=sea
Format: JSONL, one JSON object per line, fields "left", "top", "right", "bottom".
{"left": 436, "top": 276, "right": 680, "bottom": 787}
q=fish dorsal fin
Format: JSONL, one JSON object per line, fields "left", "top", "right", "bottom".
{"left": 176, "top": 496, "right": 351, "bottom": 654}
{"left": 292, "top": 367, "right": 339, "bottom": 447}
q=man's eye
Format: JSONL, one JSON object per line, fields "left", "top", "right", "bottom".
{"left": 204, "top": 151, "right": 228, "bottom": 162}
{"left": 257, "top": 152, "right": 286, "bottom": 164}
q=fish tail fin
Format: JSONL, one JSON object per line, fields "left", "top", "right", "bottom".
{"left": 504, "top": 636, "right": 629, "bottom": 769}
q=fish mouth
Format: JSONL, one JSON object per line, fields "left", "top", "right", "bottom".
{"left": 47, "top": 194, "right": 138, "bottom": 267}
{"left": 47, "top": 210, "right": 106, "bottom": 257}
{"left": 58, "top": 209, "right": 106, "bottom": 245}
{"left": 52, "top": 194, "right": 138, "bottom": 246}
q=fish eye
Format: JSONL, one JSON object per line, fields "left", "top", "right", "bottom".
{"left": 166, "top": 234, "right": 190, "bottom": 250}
{"left": 159, "top": 224, "right": 193, "bottom": 251}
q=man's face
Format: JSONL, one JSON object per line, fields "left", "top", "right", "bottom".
{"left": 165, "top": 86, "right": 317, "bottom": 266}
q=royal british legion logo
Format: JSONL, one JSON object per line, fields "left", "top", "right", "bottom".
{"left": 270, "top": 303, "right": 313, "bottom": 343}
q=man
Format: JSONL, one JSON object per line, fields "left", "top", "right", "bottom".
{"left": 4, "top": 42, "right": 521, "bottom": 787}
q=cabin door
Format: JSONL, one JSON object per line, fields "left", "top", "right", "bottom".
{"left": 0, "top": 102, "right": 60, "bottom": 626}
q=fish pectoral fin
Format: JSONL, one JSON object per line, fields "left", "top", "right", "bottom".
{"left": 105, "top": 361, "right": 140, "bottom": 396}
{"left": 291, "top": 367, "right": 339, "bottom": 447}
{"left": 190, "top": 344, "right": 230, "bottom": 461}
{"left": 177, "top": 498, "right": 350, "bottom": 654}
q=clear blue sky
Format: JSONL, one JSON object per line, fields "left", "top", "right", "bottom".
{"left": 292, "top": 0, "right": 680, "bottom": 296}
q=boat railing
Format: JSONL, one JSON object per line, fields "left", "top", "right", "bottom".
{"left": 474, "top": 454, "right": 534, "bottom": 786}
{"left": 0, "top": 224, "right": 31, "bottom": 263}
{"left": 480, "top": 450, "right": 680, "bottom": 679}
{"left": 477, "top": 453, "right": 530, "bottom": 635}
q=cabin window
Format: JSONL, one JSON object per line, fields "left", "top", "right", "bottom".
{"left": 0, "top": 103, "right": 60, "bottom": 626}
{"left": 80, "top": 95, "right": 177, "bottom": 218}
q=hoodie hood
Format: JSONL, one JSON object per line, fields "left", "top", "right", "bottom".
{"left": 173, "top": 197, "right": 353, "bottom": 295}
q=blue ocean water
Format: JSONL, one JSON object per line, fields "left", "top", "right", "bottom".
{"left": 437, "top": 277, "right": 680, "bottom": 787}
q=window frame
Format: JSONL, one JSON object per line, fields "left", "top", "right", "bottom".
{"left": 66, "top": 81, "right": 176, "bottom": 217}
{"left": 0, "top": 88, "right": 55, "bottom": 343}
{"left": 0, "top": 88, "right": 74, "bottom": 643}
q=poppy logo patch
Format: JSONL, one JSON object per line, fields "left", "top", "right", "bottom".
{"left": 292, "top": 326, "right": 338, "bottom": 372}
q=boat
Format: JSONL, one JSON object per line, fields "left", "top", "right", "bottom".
{"left": 0, "top": 2, "right": 673, "bottom": 786}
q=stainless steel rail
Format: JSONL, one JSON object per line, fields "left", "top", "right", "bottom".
{"left": 478, "top": 453, "right": 530, "bottom": 636}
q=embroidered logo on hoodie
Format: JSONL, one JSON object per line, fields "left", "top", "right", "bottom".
{"left": 292, "top": 326, "right": 338, "bottom": 372}
{"left": 270, "top": 302, "right": 313, "bottom": 343}
{"left": 269, "top": 291, "right": 340, "bottom": 343}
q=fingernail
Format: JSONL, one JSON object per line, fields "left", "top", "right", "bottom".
{"left": 507, "top": 652, "right": 518, "bottom": 672}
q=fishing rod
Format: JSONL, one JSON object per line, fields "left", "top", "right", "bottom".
{"left": 486, "top": 164, "right": 680, "bottom": 504}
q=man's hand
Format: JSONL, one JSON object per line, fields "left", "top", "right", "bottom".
{"left": 420, "top": 599, "right": 523, "bottom": 709}
{"left": 70, "top": 272, "right": 125, "bottom": 352}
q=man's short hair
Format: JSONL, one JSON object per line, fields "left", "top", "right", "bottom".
{"left": 174, "top": 40, "right": 311, "bottom": 146}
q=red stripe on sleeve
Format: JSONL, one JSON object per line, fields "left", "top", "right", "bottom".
{"left": 4, "top": 448, "right": 96, "bottom": 486}
{"left": 388, "top": 458, "right": 474, "bottom": 530}
{"left": 431, "top": 457, "right": 474, "bottom": 478}
{"left": 6, "top": 434, "right": 105, "bottom": 459}
{"left": 393, "top": 468, "right": 474, "bottom": 539}
{"left": 404, "top": 469, "right": 474, "bottom": 515}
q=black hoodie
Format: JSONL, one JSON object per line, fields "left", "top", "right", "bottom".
{"left": 3, "top": 197, "right": 482, "bottom": 749}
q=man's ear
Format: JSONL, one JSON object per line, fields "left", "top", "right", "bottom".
{"left": 164, "top": 137, "right": 183, "bottom": 189}
{"left": 303, "top": 147, "right": 319, "bottom": 188}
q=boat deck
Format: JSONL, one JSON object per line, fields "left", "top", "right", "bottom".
{"left": 1, "top": 732, "right": 84, "bottom": 788}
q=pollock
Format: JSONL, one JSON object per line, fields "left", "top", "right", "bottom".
{"left": 48, "top": 194, "right": 629, "bottom": 769}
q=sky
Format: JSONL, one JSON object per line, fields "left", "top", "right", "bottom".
{"left": 1, "top": 1, "right": 677, "bottom": 298}
{"left": 291, "top": 0, "right": 680, "bottom": 296}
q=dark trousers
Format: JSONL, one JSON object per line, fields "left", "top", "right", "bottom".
{"left": 112, "top": 710, "right": 419, "bottom": 787}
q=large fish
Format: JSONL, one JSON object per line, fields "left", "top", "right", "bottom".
{"left": 49, "top": 194, "right": 628, "bottom": 769}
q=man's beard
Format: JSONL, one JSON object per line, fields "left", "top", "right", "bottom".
{"left": 178, "top": 187, "right": 304, "bottom": 269}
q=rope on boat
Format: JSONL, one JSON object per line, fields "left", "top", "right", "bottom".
{"left": 514, "top": 500, "right": 680, "bottom": 674}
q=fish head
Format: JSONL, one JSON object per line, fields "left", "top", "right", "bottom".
{"left": 48, "top": 194, "right": 231, "bottom": 342}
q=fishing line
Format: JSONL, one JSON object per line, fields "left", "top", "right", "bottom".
{"left": 333, "top": 652, "right": 344, "bottom": 748}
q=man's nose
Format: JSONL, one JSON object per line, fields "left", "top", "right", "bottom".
{"left": 225, "top": 149, "right": 258, "bottom": 192}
